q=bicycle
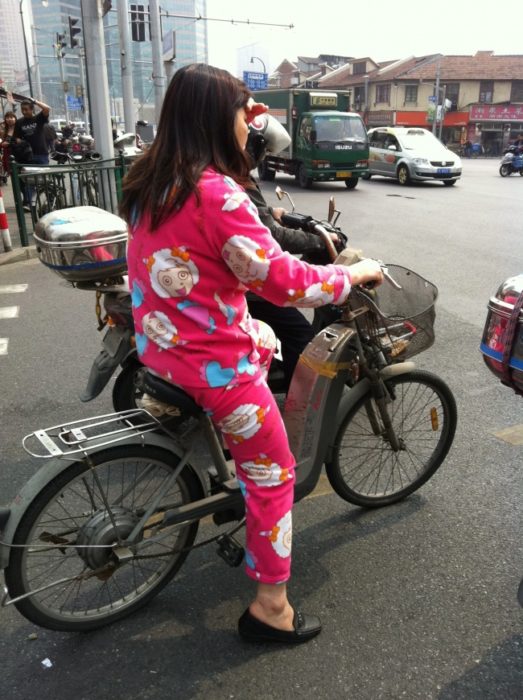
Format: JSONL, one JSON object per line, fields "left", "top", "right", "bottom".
{"left": 0, "top": 241, "right": 457, "bottom": 632}
{"left": 22, "top": 166, "right": 68, "bottom": 219}
{"left": 51, "top": 151, "right": 100, "bottom": 208}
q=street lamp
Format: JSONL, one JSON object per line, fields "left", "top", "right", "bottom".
{"left": 250, "top": 56, "right": 266, "bottom": 74}
{"left": 19, "top": 0, "right": 49, "bottom": 97}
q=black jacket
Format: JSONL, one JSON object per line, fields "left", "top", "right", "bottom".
{"left": 248, "top": 181, "right": 326, "bottom": 255}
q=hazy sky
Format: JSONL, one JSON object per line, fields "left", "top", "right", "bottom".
{"left": 205, "top": 0, "right": 523, "bottom": 75}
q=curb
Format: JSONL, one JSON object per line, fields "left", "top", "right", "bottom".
{"left": 0, "top": 246, "right": 38, "bottom": 266}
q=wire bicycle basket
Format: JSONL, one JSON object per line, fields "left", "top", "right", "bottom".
{"left": 351, "top": 264, "right": 438, "bottom": 362}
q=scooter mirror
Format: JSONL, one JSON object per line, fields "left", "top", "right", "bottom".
{"left": 274, "top": 186, "right": 295, "bottom": 213}
{"left": 328, "top": 197, "right": 336, "bottom": 223}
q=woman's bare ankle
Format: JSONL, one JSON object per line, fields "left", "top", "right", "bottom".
{"left": 250, "top": 591, "right": 294, "bottom": 631}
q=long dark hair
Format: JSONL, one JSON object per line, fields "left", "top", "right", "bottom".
{"left": 120, "top": 63, "right": 253, "bottom": 230}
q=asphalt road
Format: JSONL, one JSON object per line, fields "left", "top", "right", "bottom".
{"left": 0, "top": 159, "right": 521, "bottom": 699}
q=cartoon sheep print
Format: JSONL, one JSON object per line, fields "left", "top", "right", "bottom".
{"left": 218, "top": 403, "right": 269, "bottom": 443}
{"left": 260, "top": 511, "right": 293, "bottom": 559}
{"left": 222, "top": 235, "right": 272, "bottom": 289}
{"left": 241, "top": 455, "right": 293, "bottom": 487}
{"left": 141, "top": 310, "right": 185, "bottom": 350}
{"left": 145, "top": 247, "right": 199, "bottom": 298}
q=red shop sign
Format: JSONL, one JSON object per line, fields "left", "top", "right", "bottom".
{"left": 470, "top": 105, "right": 523, "bottom": 121}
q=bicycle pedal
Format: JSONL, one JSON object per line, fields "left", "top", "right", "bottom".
{"left": 216, "top": 534, "right": 244, "bottom": 567}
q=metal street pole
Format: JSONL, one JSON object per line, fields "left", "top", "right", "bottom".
{"left": 31, "top": 25, "right": 43, "bottom": 100}
{"left": 117, "top": 0, "right": 135, "bottom": 133}
{"left": 81, "top": 0, "right": 114, "bottom": 160}
{"left": 78, "top": 49, "right": 90, "bottom": 132}
{"left": 149, "top": 0, "right": 165, "bottom": 124}
{"left": 19, "top": 0, "right": 34, "bottom": 96}
{"left": 438, "top": 84, "right": 447, "bottom": 141}
{"left": 58, "top": 54, "right": 70, "bottom": 122}
{"left": 432, "top": 55, "right": 441, "bottom": 135}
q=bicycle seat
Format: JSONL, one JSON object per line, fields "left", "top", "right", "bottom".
{"left": 142, "top": 371, "right": 201, "bottom": 417}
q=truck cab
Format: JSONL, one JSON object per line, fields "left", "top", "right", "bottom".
{"left": 254, "top": 89, "right": 369, "bottom": 189}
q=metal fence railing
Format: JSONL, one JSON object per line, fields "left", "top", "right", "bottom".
{"left": 10, "top": 153, "right": 134, "bottom": 247}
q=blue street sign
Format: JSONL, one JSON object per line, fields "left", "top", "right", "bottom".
{"left": 243, "top": 70, "right": 268, "bottom": 90}
{"left": 66, "top": 95, "right": 83, "bottom": 110}
{"left": 428, "top": 95, "right": 437, "bottom": 103}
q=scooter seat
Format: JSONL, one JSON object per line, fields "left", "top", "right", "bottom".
{"left": 142, "top": 372, "right": 201, "bottom": 417}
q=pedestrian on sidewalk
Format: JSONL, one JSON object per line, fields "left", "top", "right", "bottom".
{"left": 13, "top": 98, "right": 51, "bottom": 209}
{"left": 14, "top": 98, "right": 51, "bottom": 165}
{"left": 0, "top": 111, "right": 17, "bottom": 181}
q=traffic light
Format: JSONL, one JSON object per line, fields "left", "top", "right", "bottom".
{"left": 55, "top": 32, "right": 66, "bottom": 59}
{"left": 68, "top": 16, "right": 81, "bottom": 49}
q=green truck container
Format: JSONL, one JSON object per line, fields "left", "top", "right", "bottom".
{"left": 253, "top": 88, "right": 369, "bottom": 189}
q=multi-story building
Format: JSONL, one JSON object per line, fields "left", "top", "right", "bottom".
{"left": 3, "top": 1, "right": 207, "bottom": 126}
{"left": 316, "top": 51, "right": 523, "bottom": 155}
{"left": 0, "top": 0, "right": 28, "bottom": 89}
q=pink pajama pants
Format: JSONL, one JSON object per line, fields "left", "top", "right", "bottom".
{"left": 177, "top": 323, "right": 296, "bottom": 584}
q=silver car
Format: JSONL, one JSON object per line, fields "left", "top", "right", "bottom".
{"left": 364, "top": 127, "right": 462, "bottom": 186}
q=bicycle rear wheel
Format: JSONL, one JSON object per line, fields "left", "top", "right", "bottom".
{"left": 326, "top": 370, "right": 457, "bottom": 507}
{"left": 5, "top": 445, "right": 202, "bottom": 631}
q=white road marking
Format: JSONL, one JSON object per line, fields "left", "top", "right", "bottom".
{"left": 0, "top": 306, "right": 19, "bottom": 320}
{"left": 0, "top": 338, "right": 8, "bottom": 355}
{"left": 0, "top": 284, "right": 28, "bottom": 294}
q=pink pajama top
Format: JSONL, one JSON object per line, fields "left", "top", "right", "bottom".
{"left": 126, "top": 168, "right": 353, "bottom": 389}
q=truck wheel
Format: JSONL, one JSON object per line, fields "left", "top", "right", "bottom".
{"left": 296, "top": 164, "right": 312, "bottom": 189}
{"left": 344, "top": 177, "right": 358, "bottom": 189}
{"left": 258, "top": 160, "right": 276, "bottom": 181}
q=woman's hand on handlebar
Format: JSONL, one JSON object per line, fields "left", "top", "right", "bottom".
{"left": 347, "top": 258, "right": 384, "bottom": 287}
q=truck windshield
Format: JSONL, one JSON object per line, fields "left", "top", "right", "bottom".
{"left": 314, "top": 116, "right": 367, "bottom": 143}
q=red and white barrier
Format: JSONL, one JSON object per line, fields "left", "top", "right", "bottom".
{"left": 0, "top": 188, "right": 12, "bottom": 252}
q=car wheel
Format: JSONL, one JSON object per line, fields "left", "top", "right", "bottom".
{"left": 344, "top": 177, "right": 358, "bottom": 189}
{"left": 443, "top": 179, "right": 457, "bottom": 186}
{"left": 397, "top": 164, "right": 411, "bottom": 185}
{"left": 296, "top": 163, "right": 312, "bottom": 189}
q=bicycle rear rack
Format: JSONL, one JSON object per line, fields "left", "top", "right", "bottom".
{"left": 22, "top": 409, "right": 162, "bottom": 459}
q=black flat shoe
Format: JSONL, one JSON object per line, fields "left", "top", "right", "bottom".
{"left": 238, "top": 608, "right": 321, "bottom": 644}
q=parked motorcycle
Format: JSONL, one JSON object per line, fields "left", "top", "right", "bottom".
{"left": 479, "top": 273, "right": 523, "bottom": 606}
{"left": 499, "top": 147, "right": 523, "bottom": 177}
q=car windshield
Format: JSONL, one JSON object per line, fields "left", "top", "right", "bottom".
{"left": 399, "top": 129, "right": 441, "bottom": 150}
{"left": 314, "top": 116, "right": 367, "bottom": 143}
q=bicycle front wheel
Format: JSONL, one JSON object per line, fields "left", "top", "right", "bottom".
{"left": 326, "top": 370, "right": 457, "bottom": 507}
{"left": 5, "top": 445, "right": 202, "bottom": 631}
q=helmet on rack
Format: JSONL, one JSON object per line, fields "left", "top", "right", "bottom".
{"left": 247, "top": 113, "right": 291, "bottom": 166}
